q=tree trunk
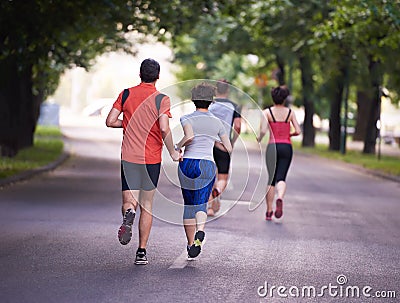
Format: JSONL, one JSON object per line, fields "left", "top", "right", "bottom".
{"left": 363, "top": 58, "right": 382, "bottom": 154}
{"left": 275, "top": 53, "right": 285, "bottom": 85}
{"left": 353, "top": 91, "right": 370, "bottom": 141}
{"left": 298, "top": 53, "right": 315, "bottom": 147}
{"left": 328, "top": 72, "right": 345, "bottom": 151}
{"left": 0, "top": 57, "right": 36, "bottom": 157}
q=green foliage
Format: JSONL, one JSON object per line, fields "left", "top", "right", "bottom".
{"left": 312, "top": 0, "right": 400, "bottom": 89}
{"left": 171, "top": 0, "right": 400, "bottom": 93}
{"left": 0, "top": 0, "right": 179, "bottom": 102}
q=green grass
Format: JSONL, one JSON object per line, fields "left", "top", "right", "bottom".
{"left": 292, "top": 141, "right": 400, "bottom": 177}
{"left": 35, "top": 125, "right": 63, "bottom": 137}
{"left": 240, "top": 132, "right": 400, "bottom": 177}
{"left": 0, "top": 126, "right": 64, "bottom": 179}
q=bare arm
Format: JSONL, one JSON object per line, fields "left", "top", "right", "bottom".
{"left": 176, "top": 123, "right": 194, "bottom": 150}
{"left": 159, "top": 114, "right": 180, "bottom": 161}
{"left": 290, "top": 112, "right": 302, "bottom": 137}
{"left": 105, "top": 108, "right": 122, "bottom": 128}
{"left": 257, "top": 110, "right": 268, "bottom": 142}
{"left": 219, "top": 133, "right": 232, "bottom": 154}
{"left": 231, "top": 117, "right": 242, "bottom": 147}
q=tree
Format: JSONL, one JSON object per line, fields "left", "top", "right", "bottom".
{"left": 170, "top": 0, "right": 400, "bottom": 153}
{"left": 0, "top": 0, "right": 138, "bottom": 156}
{"left": 239, "top": 0, "right": 332, "bottom": 147}
{"left": 312, "top": 13, "right": 355, "bottom": 151}
{"left": 313, "top": 0, "right": 400, "bottom": 153}
{"left": 0, "top": 0, "right": 217, "bottom": 157}
{"left": 170, "top": 11, "right": 266, "bottom": 105}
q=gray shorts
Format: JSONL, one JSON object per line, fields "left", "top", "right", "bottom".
{"left": 121, "top": 161, "right": 161, "bottom": 191}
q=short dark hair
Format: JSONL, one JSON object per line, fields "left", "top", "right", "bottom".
{"left": 140, "top": 58, "right": 160, "bottom": 83}
{"left": 191, "top": 83, "right": 215, "bottom": 109}
{"left": 271, "top": 86, "right": 290, "bottom": 105}
{"left": 191, "top": 83, "right": 215, "bottom": 100}
{"left": 216, "top": 79, "right": 230, "bottom": 95}
{"left": 193, "top": 100, "right": 212, "bottom": 109}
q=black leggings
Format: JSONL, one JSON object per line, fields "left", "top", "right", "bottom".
{"left": 266, "top": 143, "right": 293, "bottom": 186}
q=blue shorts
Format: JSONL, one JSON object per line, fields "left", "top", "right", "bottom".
{"left": 178, "top": 158, "right": 216, "bottom": 219}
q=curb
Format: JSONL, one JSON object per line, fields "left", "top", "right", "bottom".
{"left": 296, "top": 151, "right": 400, "bottom": 184}
{"left": 246, "top": 140, "right": 400, "bottom": 183}
{"left": 346, "top": 162, "right": 400, "bottom": 183}
{"left": 0, "top": 152, "right": 70, "bottom": 188}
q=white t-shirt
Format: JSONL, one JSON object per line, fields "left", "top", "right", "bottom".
{"left": 180, "top": 111, "right": 226, "bottom": 161}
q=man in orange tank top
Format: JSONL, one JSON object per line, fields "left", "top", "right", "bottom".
{"left": 106, "top": 59, "right": 180, "bottom": 265}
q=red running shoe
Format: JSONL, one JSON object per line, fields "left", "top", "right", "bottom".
{"left": 118, "top": 208, "right": 135, "bottom": 245}
{"left": 265, "top": 211, "right": 273, "bottom": 221}
{"left": 212, "top": 187, "right": 221, "bottom": 199}
{"left": 211, "top": 188, "right": 221, "bottom": 213}
{"left": 275, "top": 199, "right": 283, "bottom": 219}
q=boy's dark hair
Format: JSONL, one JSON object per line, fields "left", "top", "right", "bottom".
{"left": 216, "top": 79, "right": 230, "bottom": 95}
{"left": 271, "top": 86, "right": 290, "bottom": 105}
{"left": 193, "top": 100, "right": 212, "bottom": 109}
{"left": 140, "top": 58, "right": 160, "bottom": 83}
{"left": 191, "top": 83, "right": 215, "bottom": 109}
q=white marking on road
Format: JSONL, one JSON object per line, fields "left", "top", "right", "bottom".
{"left": 221, "top": 199, "right": 252, "bottom": 206}
{"left": 169, "top": 239, "right": 206, "bottom": 269}
{"left": 169, "top": 250, "right": 189, "bottom": 269}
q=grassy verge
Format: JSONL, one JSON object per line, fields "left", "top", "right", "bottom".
{"left": 240, "top": 132, "right": 400, "bottom": 177}
{"left": 292, "top": 141, "right": 400, "bottom": 177}
{"left": 0, "top": 126, "right": 64, "bottom": 179}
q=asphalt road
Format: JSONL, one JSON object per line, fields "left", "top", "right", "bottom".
{"left": 0, "top": 124, "right": 399, "bottom": 303}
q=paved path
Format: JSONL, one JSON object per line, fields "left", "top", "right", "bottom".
{"left": 0, "top": 124, "right": 399, "bottom": 302}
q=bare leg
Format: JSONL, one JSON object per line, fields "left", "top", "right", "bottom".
{"left": 266, "top": 185, "right": 275, "bottom": 212}
{"left": 195, "top": 211, "right": 207, "bottom": 231}
{"left": 215, "top": 173, "right": 229, "bottom": 193}
{"left": 276, "top": 181, "right": 287, "bottom": 200}
{"left": 122, "top": 190, "right": 139, "bottom": 214}
{"left": 118, "top": 190, "right": 139, "bottom": 246}
{"left": 137, "top": 189, "right": 156, "bottom": 249}
{"left": 208, "top": 173, "right": 228, "bottom": 215}
{"left": 183, "top": 218, "right": 196, "bottom": 245}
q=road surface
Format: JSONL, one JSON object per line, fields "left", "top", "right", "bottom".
{"left": 0, "top": 122, "right": 399, "bottom": 302}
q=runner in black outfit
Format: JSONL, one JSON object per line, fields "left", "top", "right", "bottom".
{"left": 257, "top": 86, "right": 301, "bottom": 220}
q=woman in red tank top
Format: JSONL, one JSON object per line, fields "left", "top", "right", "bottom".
{"left": 257, "top": 86, "right": 302, "bottom": 221}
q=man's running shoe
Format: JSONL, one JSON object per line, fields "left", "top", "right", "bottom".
{"left": 265, "top": 211, "right": 273, "bottom": 221}
{"left": 275, "top": 199, "right": 283, "bottom": 219}
{"left": 188, "top": 230, "right": 205, "bottom": 258}
{"left": 134, "top": 248, "right": 148, "bottom": 265}
{"left": 118, "top": 208, "right": 135, "bottom": 245}
{"left": 187, "top": 245, "right": 196, "bottom": 261}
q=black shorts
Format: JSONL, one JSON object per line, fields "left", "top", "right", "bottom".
{"left": 213, "top": 146, "right": 231, "bottom": 174}
{"left": 121, "top": 161, "right": 161, "bottom": 191}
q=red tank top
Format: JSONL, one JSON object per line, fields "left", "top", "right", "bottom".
{"left": 268, "top": 107, "right": 291, "bottom": 144}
